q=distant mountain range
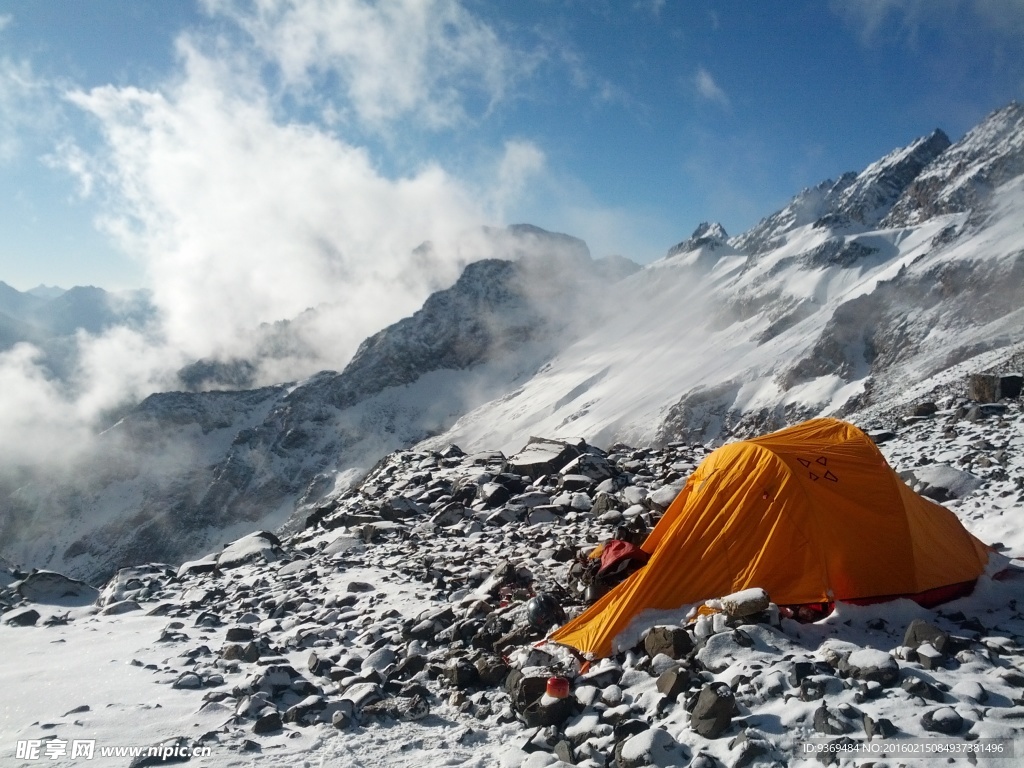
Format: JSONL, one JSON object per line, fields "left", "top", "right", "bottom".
{"left": 0, "top": 282, "right": 155, "bottom": 380}
{"left": 3, "top": 101, "right": 1023, "bottom": 582}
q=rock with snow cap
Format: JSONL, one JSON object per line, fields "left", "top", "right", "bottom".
{"left": 718, "top": 587, "right": 770, "bottom": 618}
{"left": 101, "top": 599, "right": 142, "bottom": 615}
{"left": 380, "top": 495, "right": 426, "bottom": 521}
{"left": 100, "top": 564, "right": 174, "bottom": 604}
{"left": 217, "top": 532, "right": 284, "bottom": 569}
{"left": 812, "top": 703, "right": 859, "bottom": 735}
{"left": 951, "top": 679, "right": 987, "bottom": 703}
{"left": 728, "top": 728, "right": 778, "bottom": 768}
{"left": 841, "top": 648, "right": 900, "bottom": 686}
{"left": 3, "top": 606, "right": 41, "bottom": 626}
{"left": 15, "top": 570, "right": 99, "bottom": 605}
{"left": 508, "top": 438, "right": 583, "bottom": 479}
{"left": 282, "top": 694, "right": 325, "bottom": 724}
{"left": 614, "top": 726, "right": 688, "bottom": 767}
{"left": 903, "top": 618, "right": 951, "bottom": 653}
{"left": 921, "top": 706, "right": 964, "bottom": 734}
{"left": 901, "top": 675, "right": 946, "bottom": 702}
{"left": 646, "top": 483, "right": 684, "bottom": 512}
{"left": 172, "top": 672, "right": 204, "bottom": 690}
{"left": 916, "top": 641, "right": 945, "bottom": 670}
{"left": 176, "top": 555, "right": 219, "bottom": 579}
{"left": 560, "top": 453, "right": 615, "bottom": 482}
{"left": 340, "top": 681, "right": 385, "bottom": 713}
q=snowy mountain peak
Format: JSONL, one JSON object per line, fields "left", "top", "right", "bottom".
{"left": 733, "top": 129, "right": 951, "bottom": 255}
{"left": 730, "top": 173, "right": 857, "bottom": 255}
{"left": 667, "top": 221, "right": 730, "bottom": 256}
{"left": 816, "top": 128, "right": 951, "bottom": 230}
{"left": 883, "top": 101, "right": 1024, "bottom": 227}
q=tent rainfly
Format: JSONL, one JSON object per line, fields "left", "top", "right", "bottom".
{"left": 551, "top": 418, "right": 991, "bottom": 659}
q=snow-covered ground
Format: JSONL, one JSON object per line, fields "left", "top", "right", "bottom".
{"left": 3, "top": 399, "right": 1023, "bottom": 767}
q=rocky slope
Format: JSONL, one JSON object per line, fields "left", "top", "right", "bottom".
{"left": 1, "top": 394, "right": 1022, "bottom": 767}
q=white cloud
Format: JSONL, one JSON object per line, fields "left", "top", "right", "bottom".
{"left": 64, "top": 40, "right": 497, "bottom": 372}
{"left": 43, "top": 140, "right": 95, "bottom": 197}
{"left": 201, "top": 0, "right": 516, "bottom": 129}
{"left": 45, "top": 0, "right": 559, "bottom": 394}
{"left": 632, "top": 0, "right": 666, "bottom": 17}
{"left": 0, "top": 344, "right": 89, "bottom": 469}
{"left": 492, "top": 140, "right": 547, "bottom": 218}
{"left": 694, "top": 66, "right": 730, "bottom": 108}
{"left": 0, "top": 56, "right": 55, "bottom": 163}
{"left": 833, "top": 0, "right": 1024, "bottom": 42}
{"left": 2, "top": 0, "right": 555, "bottom": 492}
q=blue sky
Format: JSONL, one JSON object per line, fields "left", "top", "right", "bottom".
{"left": 2, "top": 0, "right": 1023, "bottom": 294}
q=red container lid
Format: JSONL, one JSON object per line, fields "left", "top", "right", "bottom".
{"left": 546, "top": 676, "right": 569, "bottom": 699}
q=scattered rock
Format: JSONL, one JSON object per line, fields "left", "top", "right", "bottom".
{"left": 921, "top": 706, "right": 963, "bottom": 734}
{"left": 904, "top": 619, "right": 951, "bottom": 654}
{"left": 842, "top": 648, "right": 899, "bottom": 686}
{"left": 252, "top": 711, "right": 282, "bottom": 734}
{"left": 2, "top": 607, "right": 40, "bottom": 626}
{"left": 644, "top": 626, "right": 694, "bottom": 660}
{"left": 16, "top": 571, "right": 99, "bottom": 605}
{"left": 615, "top": 726, "right": 687, "bottom": 767}
{"left": 689, "top": 683, "right": 735, "bottom": 738}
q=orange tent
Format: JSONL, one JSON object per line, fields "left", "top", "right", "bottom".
{"left": 551, "top": 418, "right": 990, "bottom": 658}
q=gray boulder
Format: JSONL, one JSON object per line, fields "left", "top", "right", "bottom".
{"left": 508, "top": 437, "right": 582, "bottom": 478}
{"left": 899, "top": 464, "right": 982, "bottom": 501}
{"left": 921, "top": 707, "right": 963, "bottom": 734}
{"left": 3, "top": 606, "right": 40, "bottom": 626}
{"left": 967, "top": 373, "right": 1022, "bottom": 402}
{"left": 644, "top": 626, "right": 694, "bottom": 660}
{"left": 615, "top": 727, "right": 687, "bottom": 767}
{"left": 689, "top": 683, "right": 735, "bottom": 738}
{"left": 842, "top": 648, "right": 899, "bottom": 686}
{"left": 218, "top": 532, "right": 283, "bottom": 569}
{"left": 16, "top": 571, "right": 99, "bottom": 605}
{"left": 903, "top": 619, "right": 950, "bottom": 653}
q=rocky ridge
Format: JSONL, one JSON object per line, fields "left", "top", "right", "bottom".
{"left": 883, "top": 102, "right": 1024, "bottom": 228}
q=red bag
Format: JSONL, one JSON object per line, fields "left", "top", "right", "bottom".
{"left": 598, "top": 539, "right": 650, "bottom": 577}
